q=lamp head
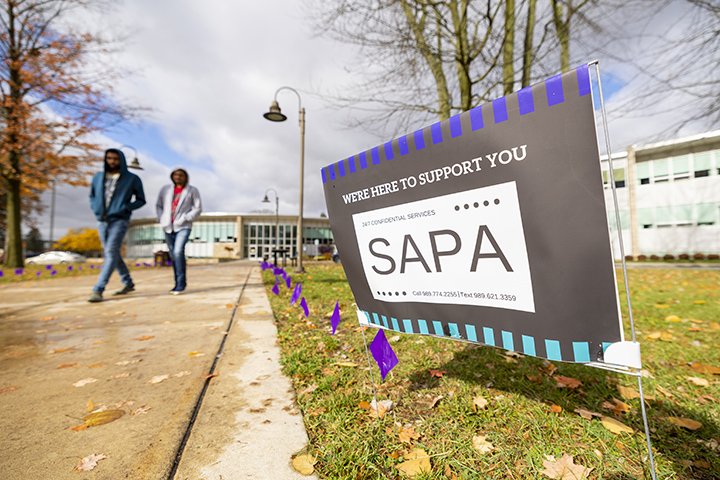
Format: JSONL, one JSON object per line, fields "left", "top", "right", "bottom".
{"left": 128, "top": 157, "right": 143, "bottom": 170}
{"left": 262, "top": 194, "right": 270, "bottom": 203}
{"left": 263, "top": 100, "right": 287, "bottom": 122}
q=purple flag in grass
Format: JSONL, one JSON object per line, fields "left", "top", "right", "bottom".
{"left": 90, "top": 265, "right": 95, "bottom": 269}
{"left": 369, "top": 329, "right": 399, "bottom": 381}
{"left": 67, "top": 266, "right": 73, "bottom": 271}
{"left": 271, "top": 282, "right": 280, "bottom": 295}
{"left": 290, "top": 283, "right": 302, "bottom": 305}
{"left": 36, "top": 271, "right": 41, "bottom": 277}
{"left": 285, "top": 275, "right": 292, "bottom": 289}
{"left": 45, "top": 265, "right": 52, "bottom": 270}
{"left": 14, "top": 268, "right": 23, "bottom": 275}
{"left": 300, "top": 297, "right": 309, "bottom": 317}
{"left": 330, "top": 301, "right": 341, "bottom": 335}
{"left": 51, "top": 270, "right": 57, "bottom": 276}
{"left": 273, "top": 267, "right": 284, "bottom": 276}
{"left": 0, "top": 271, "right": 4, "bottom": 277}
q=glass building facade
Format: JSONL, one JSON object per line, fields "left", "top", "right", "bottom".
{"left": 127, "top": 214, "right": 333, "bottom": 260}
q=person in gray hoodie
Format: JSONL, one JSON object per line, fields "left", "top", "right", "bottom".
{"left": 156, "top": 168, "right": 202, "bottom": 294}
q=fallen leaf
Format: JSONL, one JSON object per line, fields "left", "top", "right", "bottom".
{"left": 173, "top": 371, "right": 191, "bottom": 378}
{"left": 541, "top": 454, "right": 592, "bottom": 480}
{"left": 133, "top": 335, "right": 155, "bottom": 341}
{"left": 574, "top": 407, "right": 602, "bottom": 420}
{"left": 654, "top": 303, "right": 670, "bottom": 309}
{"left": 665, "top": 315, "right": 682, "bottom": 322}
{"left": 148, "top": 374, "right": 169, "bottom": 384}
{"left": 693, "top": 300, "right": 705, "bottom": 305}
{"left": 389, "top": 335, "right": 401, "bottom": 343}
{"left": 358, "top": 400, "right": 371, "bottom": 410}
{"left": 666, "top": 416, "right": 702, "bottom": 430}
{"left": 541, "top": 361, "right": 558, "bottom": 376}
{"left": 693, "top": 460, "right": 710, "bottom": 469}
{"left": 41, "top": 316, "right": 56, "bottom": 322}
{"left": 370, "top": 398, "right": 394, "bottom": 418}
{"left": 111, "top": 372, "right": 130, "bottom": 379}
{"left": 601, "top": 398, "right": 631, "bottom": 415}
{"left": 397, "top": 448, "right": 432, "bottom": 477}
{"left": 550, "top": 404, "right": 563, "bottom": 413}
{"left": 188, "top": 351, "right": 205, "bottom": 358}
{"left": 687, "top": 376, "right": 710, "bottom": 387}
{"left": 616, "top": 385, "right": 640, "bottom": 399}
{"left": 88, "top": 362, "right": 105, "bottom": 369}
{"left": 472, "top": 434, "right": 495, "bottom": 454}
{"left": 114, "top": 359, "right": 141, "bottom": 366}
{"left": 0, "top": 386, "right": 19, "bottom": 394}
{"left": 689, "top": 362, "right": 720, "bottom": 375}
{"left": 57, "top": 363, "right": 77, "bottom": 369}
{"left": 83, "top": 409, "right": 125, "bottom": 427}
{"left": 50, "top": 347, "right": 75, "bottom": 354}
{"left": 73, "top": 378, "right": 98, "bottom": 388}
{"left": 600, "top": 416, "right": 634, "bottom": 434}
{"left": 291, "top": 453, "right": 316, "bottom": 475}
{"left": 132, "top": 405, "right": 151, "bottom": 415}
{"left": 429, "top": 369, "right": 446, "bottom": 378}
{"left": 398, "top": 426, "right": 421, "bottom": 443}
{"left": 444, "top": 464, "right": 458, "bottom": 480}
{"left": 74, "top": 453, "right": 107, "bottom": 472}
{"left": 655, "top": 385, "right": 674, "bottom": 398}
{"left": 225, "top": 303, "right": 234, "bottom": 309}
{"left": 555, "top": 376, "right": 582, "bottom": 389}
{"left": 86, "top": 399, "right": 95, "bottom": 413}
{"left": 333, "top": 361, "right": 358, "bottom": 367}
{"left": 472, "top": 396, "right": 488, "bottom": 412}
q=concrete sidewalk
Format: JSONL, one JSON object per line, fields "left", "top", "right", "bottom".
{"left": 0, "top": 260, "right": 316, "bottom": 479}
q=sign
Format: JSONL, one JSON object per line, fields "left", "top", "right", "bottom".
{"left": 322, "top": 65, "right": 623, "bottom": 364}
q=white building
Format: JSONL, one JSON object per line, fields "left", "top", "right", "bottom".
{"left": 601, "top": 130, "right": 720, "bottom": 258}
{"left": 127, "top": 213, "right": 334, "bottom": 260}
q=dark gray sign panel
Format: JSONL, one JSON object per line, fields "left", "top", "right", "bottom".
{"left": 321, "top": 65, "right": 623, "bottom": 363}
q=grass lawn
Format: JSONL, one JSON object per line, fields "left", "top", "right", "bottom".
{"left": 265, "top": 264, "right": 719, "bottom": 479}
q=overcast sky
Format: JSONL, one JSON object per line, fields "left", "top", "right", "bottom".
{"left": 35, "top": 0, "right": 715, "bottom": 240}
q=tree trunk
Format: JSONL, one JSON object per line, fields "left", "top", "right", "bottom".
{"left": 551, "top": 0, "right": 571, "bottom": 72}
{"left": 400, "top": 0, "right": 452, "bottom": 120}
{"left": 449, "top": 0, "right": 472, "bottom": 112}
{"left": 521, "top": 0, "right": 536, "bottom": 87}
{"left": 4, "top": 176, "right": 23, "bottom": 267}
{"left": 502, "top": 0, "right": 515, "bottom": 95}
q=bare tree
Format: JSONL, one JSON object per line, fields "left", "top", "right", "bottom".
{"left": 0, "top": 0, "right": 137, "bottom": 267}
{"left": 306, "top": 0, "right": 596, "bottom": 135}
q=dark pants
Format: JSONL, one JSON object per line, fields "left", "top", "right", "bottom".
{"left": 165, "top": 228, "right": 191, "bottom": 290}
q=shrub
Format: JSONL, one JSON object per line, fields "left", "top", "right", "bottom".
{"left": 637, "top": 255, "right": 647, "bottom": 261}
{"left": 624, "top": 255, "right": 634, "bottom": 261}
{"left": 650, "top": 255, "right": 660, "bottom": 261}
{"left": 663, "top": 254, "right": 675, "bottom": 261}
{"left": 708, "top": 254, "right": 720, "bottom": 260}
{"left": 693, "top": 253, "right": 706, "bottom": 260}
{"left": 678, "top": 253, "right": 690, "bottom": 260}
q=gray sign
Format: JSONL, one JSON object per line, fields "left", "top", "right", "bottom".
{"left": 321, "top": 65, "right": 622, "bottom": 363}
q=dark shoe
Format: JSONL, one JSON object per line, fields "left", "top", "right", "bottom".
{"left": 88, "top": 292, "right": 103, "bottom": 303}
{"left": 171, "top": 288, "right": 185, "bottom": 296}
{"left": 113, "top": 284, "right": 135, "bottom": 296}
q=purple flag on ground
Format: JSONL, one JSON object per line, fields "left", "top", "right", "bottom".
{"left": 0, "top": 271, "right": 4, "bottom": 277}
{"left": 45, "top": 265, "right": 52, "bottom": 270}
{"left": 67, "top": 266, "right": 73, "bottom": 271}
{"left": 300, "top": 297, "right": 310, "bottom": 317}
{"left": 369, "top": 329, "right": 399, "bottom": 381}
{"left": 285, "top": 275, "right": 292, "bottom": 289}
{"left": 272, "top": 282, "right": 280, "bottom": 295}
{"left": 36, "top": 271, "right": 41, "bottom": 277}
{"left": 14, "top": 268, "right": 23, "bottom": 275}
{"left": 291, "top": 283, "right": 302, "bottom": 305}
{"left": 51, "top": 270, "right": 57, "bottom": 276}
{"left": 273, "top": 267, "right": 284, "bottom": 276}
{"left": 90, "top": 265, "right": 95, "bottom": 269}
{"left": 330, "top": 301, "right": 341, "bottom": 335}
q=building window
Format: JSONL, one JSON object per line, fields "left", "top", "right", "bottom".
{"left": 636, "top": 161, "right": 650, "bottom": 185}
{"left": 653, "top": 158, "right": 669, "bottom": 182}
{"left": 671, "top": 155, "right": 690, "bottom": 180}
{"left": 693, "top": 151, "right": 713, "bottom": 178}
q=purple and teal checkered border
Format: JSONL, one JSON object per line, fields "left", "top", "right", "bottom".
{"left": 361, "top": 309, "right": 608, "bottom": 364}
{"left": 321, "top": 65, "right": 592, "bottom": 184}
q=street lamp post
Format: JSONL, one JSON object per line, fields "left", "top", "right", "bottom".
{"left": 262, "top": 188, "right": 280, "bottom": 266}
{"left": 120, "top": 144, "right": 143, "bottom": 170}
{"left": 263, "top": 87, "right": 305, "bottom": 273}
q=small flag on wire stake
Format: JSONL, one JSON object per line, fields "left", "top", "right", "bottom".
{"left": 291, "top": 283, "right": 302, "bottom": 305}
{"left": 369, "top": 330, "right": 399, "bottom": 381}
{"left": 330, "top": 302, "right": 341, "bottom": 335}
{"left": 271, "top": 282, "right": 280, "bottom": 295}
{"left": 300, "top": 297, "right": 310, "bottom": 317}
{"left": 285, "top": 275, "right": 292, "bottom": 289}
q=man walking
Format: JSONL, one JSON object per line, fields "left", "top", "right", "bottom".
{"left": 88, "top": 148, "right": 146, "bottom": 303}
{"left": 156, "top": 167, "right": 202, "bottom": 294}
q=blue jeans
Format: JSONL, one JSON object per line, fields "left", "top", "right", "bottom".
{"left": 165, "top": 228, "right": 191, "bottom": 290}
{"left": 94, "top": 219, "right": 132, "bottom": 293}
